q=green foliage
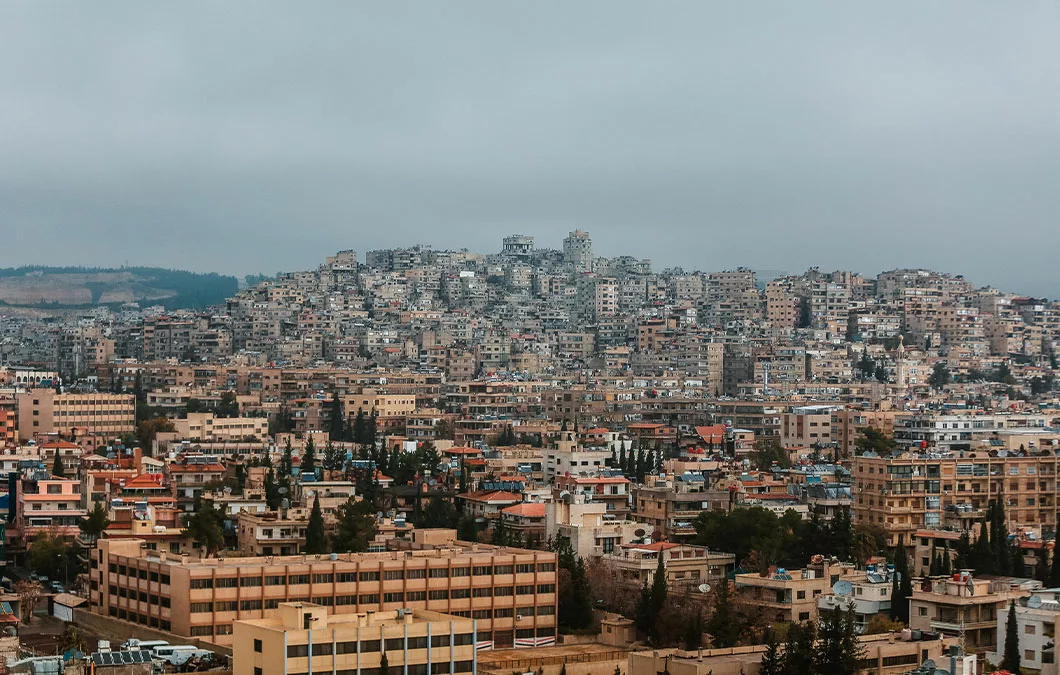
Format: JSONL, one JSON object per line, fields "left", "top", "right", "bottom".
{"left": 328, "top": 392, "right": 346, "bottom": 441}
{"left": 928, "top": 362, "right": 951, "bottom": 389}
{"left": 815, "top": 604, "right": 864, "bottom": 675}
{"left": 182, "top": 500, "right": 226, "bottom": 555}
{"left": 863, "top": 614, "right": 904, "bottom": 635}
{"left": 706, "top": 580, "right": 740, "bottom": 648}
{"left": 264, "top": 469, "right": 282, "bottom": 509}
{"left": 379, "top": 651, "right": 389, "bottom": 675}
{"left": 331, "top": 497, "right": 377, "bottom": 553}
{"left": 79, "top": 502, "right": 111, "bottom": 541}
{"left": 1001, "top": 599, "right": 1021, "bottom": 674}
{"left": 305, "top": 496, "right": 327, "bottom": 554}
{"left": 783, "top": 621, "right": 817, "bottom": 675}
{"left": 854, "top": 427, "right": 899, "bottom": 456}
{"left": 495, "top": 426, "right": 518, "bottom": 446}
{"left": 694, "top": 506, "right": 853, "bottom": 570}
{"left": 753, "top": 438, "right": 791, "bottom": 470}
{"left": 323, "top": 438, "right": 346, "bottom": 474}
{"left": 28, "top": 532, "right": 72, "bottom": 580}
{"left": 51, "top": 452, "right": 64, "bottom": 478}
{"left": 301, "top": 436, "right": 317, "bottom": 477}
{"left": 416, "top": 498, "right": 457, "bottom": 530}
{"left": 890, "top": 536, "right": 911, "bottom": 624}
{"left": 758, "top": 628, "right": 783, "bottom": 675}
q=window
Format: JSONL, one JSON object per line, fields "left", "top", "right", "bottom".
{"left": 239, "top": 576, "right": 262, "bottom": 587}
{"left": 1026, "top": 650, "right": 1036, "bottom": 661}
{"left": 240, "top": 600, "right": 263, "bottom": 611}
{"left": 516, "top": 564, "right": 534, "bottom": 574}
{"left": 796, "top": 591, "right": 806, "bottom": 600}
{"left": 429, "top": 590, "right": 449, "bottom": 601}
{"left": 431, "top": 635, "right": 450, "bottom": 648}
{"left": 254, "top": 639, "right": 262, "bottom": 653}
{"left": 360, "top": 594, "right": 380, "bottom": 604}
{"left": 537, "top": 584, "right": 555, "bottom": 593}
{"left": 384, "top": 638, "right": 404, "bottom": 651}
{"left": 190, "top": 626, "right": 213, "bottom": 637}
{"left": 289, "top": 574, "right": 310, "bottom": 585}
{"left": 287, "top": 645, "right": 309, "bottom": 658}
{"left": 407, "top": 637, "right": 428, "bottom": 650}
{"left": 190, "top": 578, "right": 213, "bottom": 589}
{"left": 191, "top": 603, "right": 212, "bottom": 613}
{"left": 429, "top": 568, "right": 449, "bottom": 579}
{"left": 337, "top": 572, "right": 357, "bottom": 583}
{"left": 472, "top": 588, "right": 492, "bottom": 598}
{"left": 1027, "top": 624, "right": 1037, "bottom": 634}
{"left": 494, "top": 565, "right": 514, "bottom": 575}
{"left": 799, "top": 612, "right": 810, "bottom": 621}
{"left": 451, "top": 567, "right": 470, "bottom": 577}
{"left": 383, "top": 570, "right": 404, "bottom": 581}
{"left": 406, "top": 591, "right": 426, "bottom": 602}
{"left": 383, "top": 592, "right": 404, "bottom": 603}
{"left": 918, "top": 606, "right": 927, "bottom": 617}
{"left": 359, "top": 571, "right": 380, "bottom": 582}
{"left": 451, "top": 588, "right": 470, "bottom": 599}
{"left": 312, "top": 573, "right": 334, "bottom": 584}
{"left": 473, "top": 566, "right": 493, "bottom": 576}
{"left": 537, "top": 563, "right": 556, "bottom": 572}
{"left": 266, "top": 575, "right": 286, "bottom": 586}
{"left": 406, "top": 569, "right": 426, "bottom": 579}
{"left": 215, "top": 577, "right": 238, "bottom": 588}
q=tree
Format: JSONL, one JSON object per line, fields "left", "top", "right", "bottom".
{"left": 58, "top": 623, "right": 86, "bottom": 653}
{"left": 758, "top": 628, "right": 784, "bottom": 675}
{"left": 366, "top": 410, "right": 378, "bottom": 447}
{"left": 649, "top": 553, "right": 668, "bottom": 631}
{"left": 816, "top": 604, "right": 864, "bottom": 675}
{"left": 328, "top": 391, "right": 345, "bottom": 441}
{"left": 323, "top": 438, "right": 346, "bottom": 475}
{"left": 684, "top": 610, "right": 703, "bottom": 650}
{"left": 783, "top": 621, "right": 816, "bottom": 675}
{"left": 864, "top": 614, "right": 904, "bottom": 634}
{"left": 305, "top": 495, "right": 326, "bottom": 554}
{"left": 1001, "top": 599, "right": 1021, "bottom": 674}
{"left": 379, "top": 651, "right": 389, "bottom": 675}
{"left": 753, "top": 438, "right": 791, "bottom": 470}
{"left": 928, "top": 362, "right": 951, "bottom": 389}
{"left": 136, "top": 416, "right": 175, "bottom": 452}
{"left": 301, "top": 436, "right": 317, "bottom": 477}
{"left": 182, "top": 500, "right": 225, "bottom": 555}
{"left": 417, "top": 498, "right": 457, "bottom": 530}
{"left": 890, "top": 536, "right": 911, "bottom": 624}
{"left": 264, "top": 469, "right": 282, "bottom": 509}
{"left": 51, "top": 452, "right": 65, "bottom": 478}
{"left": 28, "top": 532, "right": 70, "bottom": 581}
{"left": 331, "top": 497, "right": 377, "bottom": 553}
{"left": 15, "top": 580, "right": 42, "bottom": 624}
{"left": 1049, "top": 545, "right": 1060, "bottom": 588}
{"left": 854, "top": 428, "right": 899, "bottom": 456}
{"left": 706, "top": 580, "right": 740, "bottom": 648}
{"left": 79, "top": 502, "right": 111, "bottom": 543}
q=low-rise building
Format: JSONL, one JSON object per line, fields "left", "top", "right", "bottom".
{"left": 232, "top": 604, "right": 477, "bottom": 675}
{"left": 734, "top": 559, "right": 856, "bottom": 624}
{"left": 545, "top": 499, "right": 652, "bottom": 558}
{"left": 603, "top": 542, "right": 734, "bottom": 592}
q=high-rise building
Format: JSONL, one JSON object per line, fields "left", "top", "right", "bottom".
{"left": 563, "top": 230, "right": 593, "bottom": 274}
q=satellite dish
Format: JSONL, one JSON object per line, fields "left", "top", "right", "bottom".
{"left": 223, "top": 487, "right": 232, "bottom": 494}
{"left": 698, "top": 584, "right": 711, "bottom": 594}
{"left": 1029, "top": 595, "right": 1044, "bottom": 609}
{"left": 833, "top": 580, "right": 853, "bottom": 597}
{"left": 278, "top": 487, "right": 288, "bottom": 495}
{"left": 921, "top": 659, "right": 936, "bottom": 671}
{"left": 280, "top": 498, "right": 289, "bottom": 509}
{"left": 376, "top": 511, "right": 384, "bottom": 519}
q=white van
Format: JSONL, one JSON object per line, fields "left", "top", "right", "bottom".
{"left": 154, "top": 645, "right": 212, "bottom": 667}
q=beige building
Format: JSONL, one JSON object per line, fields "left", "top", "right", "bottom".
{"left": 734, "top": 560, "right": 856, "bottom": 624}
{"left": 626, "top": 632, "right": 965, "bottom": 675}
{"left": 852, "top": 448, "right": 1060, "bottom": 548}
{"left": 909, "top": 573, "right": 1035, "bottom": 661}
{"left": 236, "top": 509, "right": 310, "bottom": 556}
{"left": 172, "top": 413, "right": 269, "bottom": 442}
{"left": 232, "top": 604, "right": 476, "bottom": 675}
{"left": 16, "top": 388, "right": 135, "bottom": 439}
{"left": 603, "top": 542, "right": 734, "bottom": 592}
{"left": 545, "top": 499, "right": 652, "bottom": 558}
{"left": 90, "top": 537, "right": 557, "bottom": 649}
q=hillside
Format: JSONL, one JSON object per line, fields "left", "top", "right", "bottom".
{"left": 0, "top": 266, "right": 238, "bottom": 310}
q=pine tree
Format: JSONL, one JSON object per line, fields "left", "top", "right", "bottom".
{"left": 323, "top": 438, "right": 346, "bottom": 474}
{"left": 1049, "top": 544, "right": 1060, "bottom": 588}
{"left": 941, "top": 542, "right": 952, "bottom": 575}
{"left": 618, "top": 446, "right": 627, "bottom": 473}
{"left": 304, "top": 495, "right": 326, "bottom": 554}
{"left": 890, "top": 535, "right": 910, "bottom": 623}
{"left": 379, "top": 651, "right": 390, "bottom": 675}
{"left": 352, "top": 407, "right": 367, "bottom": 445}
{"left": 635, "top": 449, "right": 646, "bottom": 482}
{"left": 51, "top": 452, "right": 65, "bottom": 478}
{"left": 706, "top": 580, "right": 739, "bottom": 648}
{"left": 634, "top": 583, "right": 653, "bottom": 635}
{"left": 758, "top": 628, "right": 784, "bottom": 675}
{"left": 1012, "top": 542, "right": 1027, "bottom": 578}
{"left": 1000, "top": 599, "right": 1021, "bottom": 674}
{"left": 815, "top": 604, "right": 864, "bottom": 675}
{"left": 646, "top": 450, "right": 657, "bottom": 477}
{"left": 650, "top": 552, "right": 668, "bottom": 621}
{"left": 784, "top": 621, "right": 816, "bottom": 675}
{"left": 301, "top": 436, "right": 317, "bottom": 477}
{"left": 328, "top": 391, "right": 345, "bottom": 441}
{"left": 683, "top": 610, "right": 703, "bottom": 650}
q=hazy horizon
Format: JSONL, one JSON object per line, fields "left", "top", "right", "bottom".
{"left": 3, "top": 2, "right": 1059, "bottom": 297}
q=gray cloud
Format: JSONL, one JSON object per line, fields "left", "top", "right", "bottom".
{"left": 1, "top": 2, "right": 1058, "bottom": 295}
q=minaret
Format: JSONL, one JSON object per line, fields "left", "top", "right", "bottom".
{"left": 896, "top": 334, "right": 906, "bottom": 388}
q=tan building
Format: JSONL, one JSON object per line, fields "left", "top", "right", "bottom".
{"left": 909, "top": 573, "right": 1034, "bottom": 661}
{"left": 626, "top": 632, "right": 965, "bottom": 675}
{"left": 236, "top": 509, "right": 310, "bottom": 556}
{"left": 734, "top": 560, "right": 856, "bottom": 624}
{"left": 16, "top": 388, "right": 135, "bottom": 439}
{"left": 172, "top": 413, "right": 269, "bottom": 442}
{"left": 545, "top": 499, "right": 653, "bottom": 558}
{"left": 780, "top": 405, "right": 838, "bottom": 448}
{"left": 603, "top": 542, "right": 734, "bottom": 592}
{"left": 632, "top": 476, "right": 730, "bottom": 542}
{"left": 232, "top": 604, "right": 476, "bottom": 675}
{"left": 90, "top": 537, "right": 557, "bottom": 649}
{"left": 852, "top": 449, "right": 1060, "bottom": 548}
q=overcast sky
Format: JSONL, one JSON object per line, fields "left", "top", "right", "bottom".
{"left": 2, "top": 3, "right": 1059, "bottom": 295}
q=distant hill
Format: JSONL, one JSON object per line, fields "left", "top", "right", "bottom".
{"left": 0, "top": 266, "right": 238, "bottom": 310}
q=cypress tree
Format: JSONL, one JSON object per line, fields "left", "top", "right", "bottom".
{"left": 52, "top": 452, "right": 65, "bottom": 478}
{"left": 1000, "top": 599, "right": 1021, "bottom": 674}
{"left": 379, "top": 652, "right": 390, "bottom": 675}
{"left": 1048, "top": 544, "right": 1060, "bottom": 588}
{"left": 706, "top": 579, "right": 739, "bottom": 648}
{"left": 304, "top": 495, "right": 326, "bottom": 554}
{"left": 758, "top": 628, "right": 784, "bottom": 675}
{"left": 890, "top": 535, "right": 911, "bottom": 623}
{"left": 301, "top": 436, "right": 316, "bottom": 476}
{"left": 618, "top": 446, "right": 627, "bottom": 473}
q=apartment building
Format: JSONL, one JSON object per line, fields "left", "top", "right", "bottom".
{"left": 90, "top": 537, "right": 558, "bottom": 649}
{"left": 990, "top": 589, "right": 1060, "bottom": 672}
{"left": 780, "top": 405, "right": 838, "bottom": 448}
{"left": 19, "top": 474, "right": 86, "bottom": 542}
{"left": 237, "top": 509, "right": 310, "bottom": 556}
{"left": 172, "top": 413, "right": 269, "bottom": 442}
{"left": 168, "top": 459, "right": 227, "bottom": 512}
{"left": 734, "top": 560, "right": 856, "bottom": 624}
{"left": 892, "top": 413, "right": 1052, "bottom": 451}
{"left": 233, "top": 604, "right": 477, "bottom": 675}
{"left": 909, "top": 573, "right": 1034, "bottom": 661}
{"left": 816, "top": 565, "right": 895, "bottom": 633}
{"left": 0, "top": 409, "right": 15, "bottom": 446}
{"left": 852, "top": 449, "right": 1060, "bottom": 547}
{"left": 545, "top": 500, "right": 652, "bottom": 558}
{"left": 542, "top": 433, "right": 610, "bottom": 481}
{"left": 553, "top": 475, "right": 631, "bottom": 519}
{"left": 16, "top": 388, "right": 135, "bottom": 439}
{"left": 603, "top": 542, "right": 734, "bottom": 592}
{"left": 632, "top": 475, "right": 730, "bottom": 542}
{"left": 831, "top": 407, "right": 902, "bottom": 458}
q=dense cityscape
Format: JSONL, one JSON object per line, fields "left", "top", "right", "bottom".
{"left": 0, "top": 231, "right": 1057, "bottom": 674}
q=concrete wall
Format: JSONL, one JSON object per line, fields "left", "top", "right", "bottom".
{"left": 71, "top": 608, "right": 233, "bottom": 658}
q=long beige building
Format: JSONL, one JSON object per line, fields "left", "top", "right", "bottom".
{"left": 90, "top": 536, "right": 558, "bottom": 649}
{"left": 233, "top": 604, "right": 476, "bottom": 675}
{"left": 16, "top": 388, "right": 135, "bottom": 439}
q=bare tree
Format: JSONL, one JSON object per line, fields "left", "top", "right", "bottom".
{"left": 15, "top": 580, "right": 43, "bottom": 624}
